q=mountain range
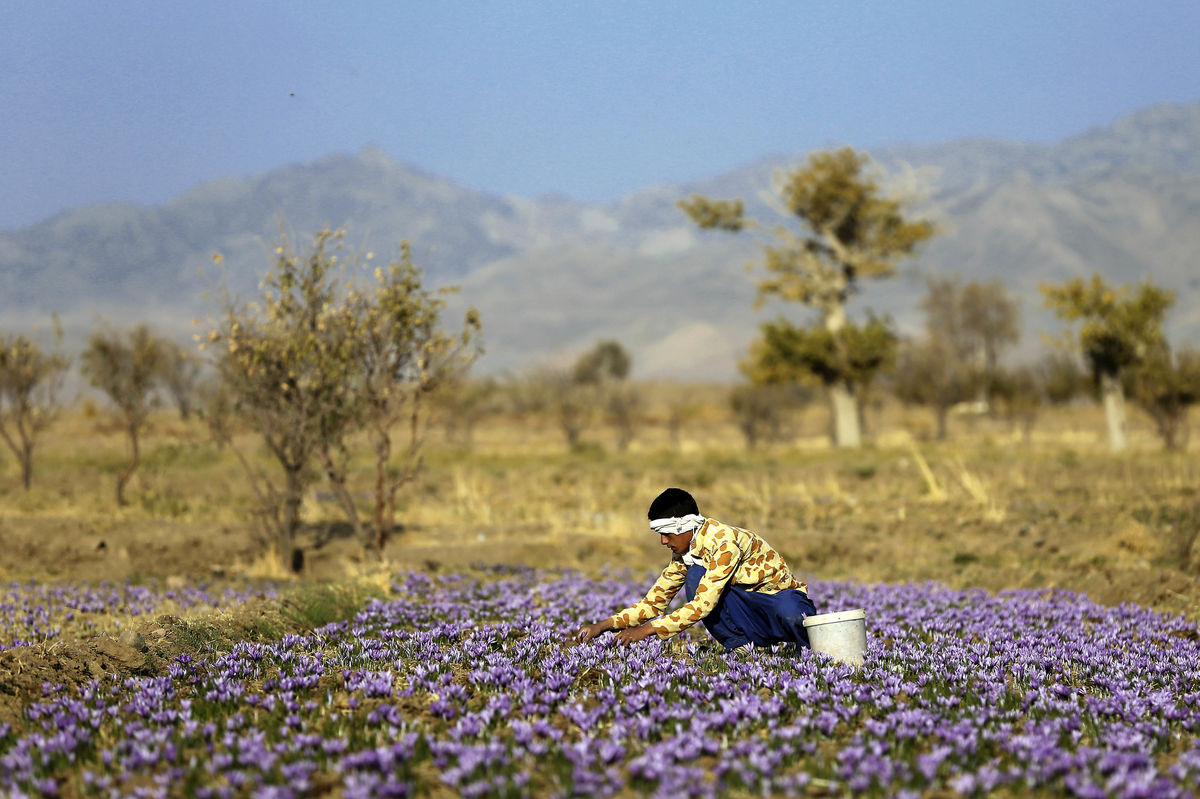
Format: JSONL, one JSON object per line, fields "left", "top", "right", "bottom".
{"left": 2, "top": 101, "right": 1198, "bottom": 380}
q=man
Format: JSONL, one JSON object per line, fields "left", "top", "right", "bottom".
{"left": 575, "top": 488, "right": 816, "bottom": 650}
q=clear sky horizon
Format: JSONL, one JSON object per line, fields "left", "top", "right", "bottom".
{"left": 3, "top": 1, "right": 1198, "bottom": 231}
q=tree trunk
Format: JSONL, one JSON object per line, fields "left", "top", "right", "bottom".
{"left": 318, "top": 446, "right": 366, "bottom": 547}
{"left": 615, "top": 423, "right": 633, "bottom": 452}
{"left": 373, "top": 429, "right": 392, "bottom": 553}
{"left": 15, "top": 419, "right": 35, "bottom": 491}
{"left": 1156, "top": 406, "right": 1186, "bottom": 451}
{"left": 0, "top": 425, "right": 20, "bottom": 489}
{"left": 1022, "top": 412, "right": 1036, "bottom": 445}
{"left": 20, "top": 439, "right": 33, "bottom": 490}
{"left": 830, "top": 380, "right": 861, "bottom": 448}
{"left": 116, "top": 422, "right": 140, "bottom": 506}
{"left": 281, "top": 466, "right": 304, "bottom": 573}
{"left": 935, "top": 405, "right": 949, "bottom": 441}
{"left": 741, "top": 420, "right": 759, "bottom": 450}
{"left": 823, "top": 301, "right": 861, "bottom": 448}
{"left": 1100, "top": 372, "right": 1128, "bottom": 453}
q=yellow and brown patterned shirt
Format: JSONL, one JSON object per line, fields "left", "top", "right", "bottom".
{"left": 606, "top": 518, "right": 807, "bottom": 638}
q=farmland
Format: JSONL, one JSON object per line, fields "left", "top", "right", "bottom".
{"left": 1, "top": 399, "right": 1199, "bottom": 796}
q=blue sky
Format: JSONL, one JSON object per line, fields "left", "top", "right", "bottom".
{"left": 2, "top": 1, "right": 1198, "bottom": 230}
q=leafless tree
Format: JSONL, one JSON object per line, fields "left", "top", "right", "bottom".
{"left": 82, "top": 325, "right": 165, "bottom": 505}
{"left": 0, "top": 328, "right": 69, "bottom": 490}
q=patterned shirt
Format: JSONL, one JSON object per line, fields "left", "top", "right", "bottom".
{"left": 606, "top": 518, "right": 807, "bottom": 638}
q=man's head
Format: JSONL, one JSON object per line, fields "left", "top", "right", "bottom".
{"left": 648, "top": 488, "right": 702, "bottom": 555}
{"left": 648, "top": 487, "right": 699, "bottom": 520}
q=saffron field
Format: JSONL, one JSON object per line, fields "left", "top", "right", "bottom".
{"left": 2, "top": 566, "right": 1199, "bottom": 798}
{"left": 4, "top": 408, "right": 1200, "bottom": 796}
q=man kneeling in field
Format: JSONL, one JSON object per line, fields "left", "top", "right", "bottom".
{"left": 575, "top": 488, "right": 816, "bottom": 651}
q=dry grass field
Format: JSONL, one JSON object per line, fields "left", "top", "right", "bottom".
{"left": 3, "top": 391, "right": 1197, "bottom": 621}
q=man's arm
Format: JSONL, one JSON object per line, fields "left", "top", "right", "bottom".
{"left": 573, "top": 561, "right": 686, "bottom": 643}
{"left": 574, "top": 618, "right": 616, "bottom": 643}
{"left": 607, "top": 560, "right": 687, "bottom": 629}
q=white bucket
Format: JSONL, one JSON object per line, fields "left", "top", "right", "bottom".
{"left": 803, "top": 608, "right": 867, "bottom": 666}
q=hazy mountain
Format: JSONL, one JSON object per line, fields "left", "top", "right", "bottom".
{"left": 2, "top": 102, "right": 1198, "bottom": 380}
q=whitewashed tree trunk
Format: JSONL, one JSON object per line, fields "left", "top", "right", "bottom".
{"left": 830, "top": 380, "right": 862, "bottom": 448}
{"left": 822, "top": 302, "right": 862, "bottom": 448}
{"left": 1100, "top": 371, "right": 1128, "bottom": 453}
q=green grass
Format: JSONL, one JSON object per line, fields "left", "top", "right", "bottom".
{"left": 280, "top": 581, "right": 388, "bottom": 630}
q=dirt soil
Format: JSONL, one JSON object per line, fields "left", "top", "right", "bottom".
{"left": 0, "top": 599, "right": 295, "bottom": 732}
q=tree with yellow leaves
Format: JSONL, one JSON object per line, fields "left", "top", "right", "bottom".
{"left": 349, "top": 242, "right": 480, "bottom": 551}
{"left": 207, "top": 229, "right": 479, "bottom": 571}
{"left": 1041, "top": 275, "right": 1174, "bottom": 452}
{"left": 680, "top": 147, "right": 935, "bottom": 447}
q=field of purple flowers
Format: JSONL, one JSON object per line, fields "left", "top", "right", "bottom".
{"left": 2, "top": 566, "right": 1200, "bottom": 798}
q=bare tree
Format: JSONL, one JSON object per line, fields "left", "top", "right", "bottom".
{"left": 921, "top": 276, "right": 1020, "bottom": 407}
{"left": 434, "top": 376, "right": 500, "bottom": 449}
{"left": 891, "top": 336, "right": 979, "bottom": 441}
{"left": 1128, "top": 345, "right": 1200, "bottom": 450}
{"left": 518, "top": 342, "right": 639, "bottom": 452}
{"left": 500, "top": 371, "right": 551, "bottom": 418}
{"left": 729, "top": 383, "right": 806, "bottom": 449}
{"left": 959, "top": 279, "right": 1020, "bottom": 386}
{"left": 920, "top": 277, "right": 977, "bottom": 367}
{"left": 0, "top": 328, "right": 69, "bottom": 490}
{"left": 665, "top": 397, "right": 701, "bottom": 451}
{"left": 988, "top": 365, "right": 1041, "bottom": 443}
{"left": 158, "top": 338, "right": 204, "bottom": 420}
{"left": 607, "top": 385, "right": 641, "bottom": 452}
{"left": 983, "top": 352, "right": 1089, "bottom": 444}
{"left": 545, "top": 366, "right": 593, "bottom": 450}
{"left": 1034, "top": 351, "right": 1088, "bottom": 407}
{"left": 573, "top": 340, "right": 639, "bottom": 451}
{"left": 81, "top": 325, "right": 165, "bottom": 505}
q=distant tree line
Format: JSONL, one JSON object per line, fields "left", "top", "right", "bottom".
{"left": 3, "top": 149, "right": 1200, "bottom": 569}
{"left": 676, "top": 145, "right": 1200, "bottom": 454}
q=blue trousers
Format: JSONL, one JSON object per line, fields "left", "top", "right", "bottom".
{"left": 684, "top": 564, "right": 817, "bottom": 651}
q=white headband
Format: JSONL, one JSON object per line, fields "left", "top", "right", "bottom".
{"left": 649, "top": 514, "right": 705, "bottom": 536}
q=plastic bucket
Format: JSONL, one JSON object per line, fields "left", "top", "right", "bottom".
{"left": 803, "top": 608, "right": 867, "bottom": 665}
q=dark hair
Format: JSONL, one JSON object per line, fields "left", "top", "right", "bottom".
{"left": 648, "top": 487, "right": 699, "bottom": 520}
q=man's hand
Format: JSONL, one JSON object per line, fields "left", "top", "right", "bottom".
{"left": 574, "top": 620, "right": 615, "bottom": 644}
{"left": 615, "top": 623, "right": 658, "bottom": 646}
